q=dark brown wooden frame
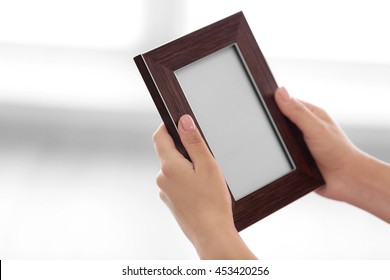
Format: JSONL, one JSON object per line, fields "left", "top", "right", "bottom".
{"left": 134, "top": 12, "right": 324, "bottom": 231}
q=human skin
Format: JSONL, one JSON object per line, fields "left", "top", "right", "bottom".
{"left": 153, "top": 115, "right": 256, "bottom": 259}
{"left": 275, "top": 87, "right": 390, "bottom": 222}
{"left": 152, "top": 87, "right": 390, "bottom": 259}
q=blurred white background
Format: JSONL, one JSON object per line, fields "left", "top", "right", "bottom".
{"left": 0, "top": 0, "right": 389, "bottom": 259}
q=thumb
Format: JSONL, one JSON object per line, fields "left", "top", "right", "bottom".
{"left": 178, "top": 114, "right": 214, "bottom": 168}
{"left": 274, "top": 87, "right": 323, "bottom": 138}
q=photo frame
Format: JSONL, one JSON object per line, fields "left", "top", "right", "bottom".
{"left": 134, "top": 12, "right": 324, "bottom": 231}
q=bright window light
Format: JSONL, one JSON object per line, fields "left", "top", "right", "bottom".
{"left": 0, "top": 0, "right": 389, "bottom": 124}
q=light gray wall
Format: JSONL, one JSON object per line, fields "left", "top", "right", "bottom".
{"left": 1, "top": 104, "right": 389, "bottom": 259}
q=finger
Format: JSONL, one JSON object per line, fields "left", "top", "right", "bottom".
{"left": 299, "top": 100, "right": 333, "bottom": 123}
{"left": 274, "top": 87, "right": 325, "bottom": 138}
{"left": 159, "top": 190, "right": 168, "bottom": 204}
{"left": 177, "top": 114, "right": 214, "bottom": 169}
{"left": 156, "top": 170, "right": 165, "bottom": 190}
{"left": 152, "top": 124, "right": 182, "bottom": 162}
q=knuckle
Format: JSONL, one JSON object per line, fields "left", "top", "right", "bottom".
{"left": 201, "top": 158, "right": 220, "bottom": 174}
{"left": 161, "top": 160, "right": 175, "bottom": 177}
{"left": 312, "top": 106, "right": 330, "bottom": 120}
{"left": 321, "top": 110, "right": 333, "bottom": 121}
{"left": 317, "top": 119, "right": 328, "bottom": 130}
{"left": 155, "top": 170, "right": 166, "bottom": 188}
{"left": 293, "top": 101, "right": 306, "bottom": 113}
{"left": 159, "top": 191, "right": 167, "bottom": 203}
{"left": 184, "top": 132, "right": 204, "bottom": 147}
{"left": 152, "top": 129, "right": 160, "bottom": 144}
{"left": 312, "top": 120, "right": 329, "bottom": 137}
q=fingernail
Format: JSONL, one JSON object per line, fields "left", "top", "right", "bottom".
{"left": 179, "top": 114, "right": 195, "bottom": 132}
{"left": 279, "top": 87, "right": 291, "bottom": 101}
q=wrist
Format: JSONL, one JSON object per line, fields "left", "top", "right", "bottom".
{"left": 343, "top": 152, "right": 390, "bottom": 222}
{"left": 192, "top": 219, "right": 256, "bottom": 259}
